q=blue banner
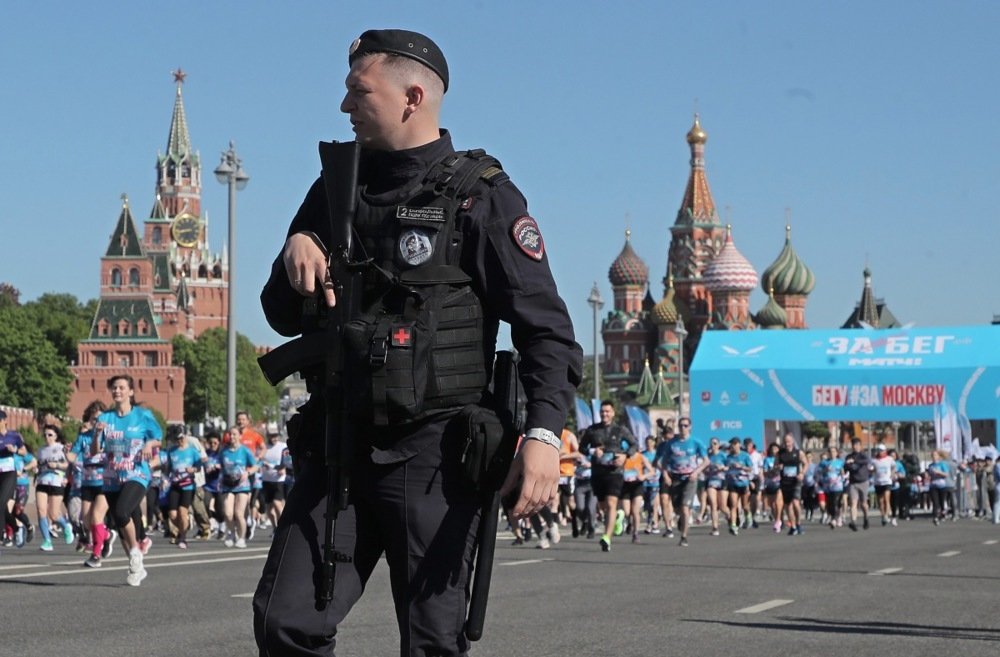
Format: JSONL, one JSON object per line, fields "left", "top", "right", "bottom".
{"left": 690, "top": 325, "right": 1000, "bottom": 448}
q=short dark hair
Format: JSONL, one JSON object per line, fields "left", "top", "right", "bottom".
{"left": 107, "top": 373, "right": 135, "bottom": 390}
{"left": 851, "top": 437, "right": 862, "bottom": 445}
{"left": 600, "top": 400, "right": 615, "bottom": 408}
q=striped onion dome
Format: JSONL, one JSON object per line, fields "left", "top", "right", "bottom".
{"left": 652, "top": 274, "right": 688, "bottom": 325}
{"left": 755, "top": 288, "right": 787, "bottom": 329}
{"left": 703, "top": 225, "right": 758, "bottom": 292}
{"left": 608, "top": 230, "right": 649, "bottom": 286}
{"left": 761, "top": 225, "right": 815, "bottom": 296}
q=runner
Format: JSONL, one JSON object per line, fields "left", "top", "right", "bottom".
{"left": 201, "top": 431, "right": 224, "bottom": 538}
{"left": 761, "top": 442, "right": 782, "bottom": 532}
{"left": 35, "top": 425, "right": 75, "bottom": 551}
{"left": 703, "top": 438, "right": 729, "bottom": 536}
{"left": 724, "top": 438, "right": 753, "bottom": 535}
{"left": 259, "top": 430, "right": 288, "bottom": 534}
{"left": 580, "top": 400, "right": 637, "bottom": 552}
{"left": 572, "top": 437, "right": 596, "bottom": 540}
{"left": 11, "top": 447, "right": 37, "bottom": 547}
{"left": 818, "top": 447, "right": 846, "bottom": 529}
{"left": 743, "top": 438, "right": 763, "bottom": 529}
{"left": 871, "top": 444, "right": 897, "bottom": 526}
{"left": 641, "top": 436, "right": 662, "bottom": 534}
{"left": 219, "top": 430, "right": 257, "bottom": 548}
{"left": 68, "top": 401, "right": 112, "bottom": 567}
{"left": 98, "top": 374, "right": 162, "bottom": 586}
{"left": 0, "top": 410, "right": 27, "bottom": 545}
{"left": 927, "top": 450, "right": 951, "bottom": 525}
{"left": 843, "top": 437, "right": 873, "bottom": 531}
{"left": 777, "top": 433, "right": 809, "bottom": 536}
{"left": 164, "top": 429, "right": 205, "bottom": 549}
{"left": 655, "top": 417, "right": 707, "bottom": 547}
{"left": 557, "top": 428, "right": 580, "bottom": 535}
{"left": 620, "top": 444, "right": 655, "bottom": 543}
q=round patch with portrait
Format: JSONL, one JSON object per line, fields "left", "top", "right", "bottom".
{"left": 398, "top": 228, "right": 434, "bottom": 266}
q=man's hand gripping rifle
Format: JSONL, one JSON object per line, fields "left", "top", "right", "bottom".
{"left": 257, "top": 140, "right": 362, "bottom": 604}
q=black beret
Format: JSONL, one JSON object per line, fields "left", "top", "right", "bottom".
{"left": 349, "top": 29, "right": 449, "bottom": 93}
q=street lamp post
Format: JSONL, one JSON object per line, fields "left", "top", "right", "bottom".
{"left": 586, "top": 283, "right": 604, "bottom": 403}
{"left": 214, "top": 141, "right": 249, "bottom": 430}
{"left": 675, "top": 318, "right": 688, "bottom": 418}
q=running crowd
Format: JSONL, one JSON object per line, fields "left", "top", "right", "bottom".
{"left": 0, "top": 375, "right": 292, "bottom": 587}
{"left": 509, "top": 400, "right": 1000, "bottom": 551}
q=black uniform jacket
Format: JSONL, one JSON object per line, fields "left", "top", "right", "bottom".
{"left": 261, "top": 131, "right": 582, "bottom": 438}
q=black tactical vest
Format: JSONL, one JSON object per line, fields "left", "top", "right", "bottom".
{"left": 342, "top": 150, "right": 508, "bottom": 426}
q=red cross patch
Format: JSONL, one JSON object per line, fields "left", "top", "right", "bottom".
{"left": 511, "top": 215, "right": 545, "bottom": 261}
{"left": 391, "top": 325, "right": 413, "bottom": 347}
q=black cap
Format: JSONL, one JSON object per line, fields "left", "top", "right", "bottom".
{"left": 349, "top": 29, "right": 449, "bottom": 93}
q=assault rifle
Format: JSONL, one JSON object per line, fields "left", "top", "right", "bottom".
{"left": 465, "top": 350, "right": 522, "bottom": 641}
{"left": 257, "top": 140, "right": 362, "bottom": 604}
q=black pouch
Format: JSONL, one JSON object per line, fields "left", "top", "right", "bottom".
{"left": 458, "top": 403, "right": 505, "bottom": 492}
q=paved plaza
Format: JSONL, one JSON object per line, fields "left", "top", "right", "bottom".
{"left": 2, "top": 514, "right": 998, "bottom": 656}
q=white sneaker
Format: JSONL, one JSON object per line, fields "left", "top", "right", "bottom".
{"left": 127, "top": 549, "right": 145, "bottom": 586}
{"left": 536, "top": 534, "right": 550, "bottom": 549}
{"left": 235, "top": 537, "right": 247, "bottom": 549}
{"left": 126, "top": 567, "right": 147, "bottom": 586}
{"left": 891, "top": 517, "right": 898, "bottom": 526}
{"left": 224, "top": 532, "right": 235, "bottom": 548}
{"left": 548, "top": 523, "right": 561, "bottom": 545}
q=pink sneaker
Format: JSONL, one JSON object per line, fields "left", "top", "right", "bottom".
{"left": 772, "top": 521, "right": 782, "bottom": 533}
{"left": 139, "top": 536, "right": 153, "bottom": 555}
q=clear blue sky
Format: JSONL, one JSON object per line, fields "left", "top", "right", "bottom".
{"left": 3, "top": 2, "right": 998, "bottom": 353}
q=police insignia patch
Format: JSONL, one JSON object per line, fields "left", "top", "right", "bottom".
{"left": 399, "top": 228, "right": 433, "bottom": 266}
{"left": 511, "top": 216, "right": 544, "bottom": 261}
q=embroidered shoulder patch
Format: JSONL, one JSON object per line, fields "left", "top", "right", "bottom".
{"left": 511, "top": 215, "right": 545, "bottom": 261}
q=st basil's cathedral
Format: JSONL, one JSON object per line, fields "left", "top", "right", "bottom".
{"left": 600, "top": 115, "right": 818, "bottom": 400}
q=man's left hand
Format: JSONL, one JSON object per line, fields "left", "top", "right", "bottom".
{"left": 499, "top": 440, "right": 559, "bottom": 520}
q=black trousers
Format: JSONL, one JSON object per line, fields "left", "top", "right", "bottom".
{"left": 253, "top": 419, "right": 481, "bottom": 657}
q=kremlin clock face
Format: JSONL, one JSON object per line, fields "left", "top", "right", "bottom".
{"left": 171, "top": 213, "right": 200, "bottom": 247}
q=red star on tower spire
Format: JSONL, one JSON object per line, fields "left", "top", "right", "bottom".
{"left": 172, "top": 68, "right": 187, "bottom": 84}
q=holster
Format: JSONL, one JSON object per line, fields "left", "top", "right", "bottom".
{"left": 457, "top": 403, "right": 505, "bottom": 493}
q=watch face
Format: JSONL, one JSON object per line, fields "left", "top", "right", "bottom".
{"left": 172, "top": 213, "right": 200, "bottom": 247}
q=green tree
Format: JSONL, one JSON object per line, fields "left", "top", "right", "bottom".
{"left": 0, "top": 306, "right": 73, "bottom": 413}
{"left": 577, "top": 360, "right": 610, "bottom": 404}
{"left": 0, "top": 283, "right": 20, "bottom": 309}
{"left": 21, "top": 293, "right": 97, "bottom": 364}
{"left": 173, "top": 328, "right": 278, "bottom": 423}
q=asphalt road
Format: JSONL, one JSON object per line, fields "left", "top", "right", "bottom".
{"left": 3, "top": 513, "right": 999, "bottom": 657}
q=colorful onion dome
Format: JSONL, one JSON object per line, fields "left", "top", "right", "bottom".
{"left": 608, "top": 230, "right": 649, "bottom": 286}
{"left": 652, "top": 274, "right": 688, "bottom": 325}
{"left": 703, "top": 225, "right": 758, "bottom": 292}
{"left": 761, "top": 225, "right": 815, "bottom": 296}
{"left": 755, "top": 288, "right": 787, "bottom": 329}
{"left": 686, "top": 113, "right": 707, "bottom": 145}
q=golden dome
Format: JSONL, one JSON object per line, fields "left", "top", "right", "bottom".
{"left": 686, "top": 114, "right": 707, "bottom": 145}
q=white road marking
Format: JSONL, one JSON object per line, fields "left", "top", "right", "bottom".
{"left": 231, "top": 593, "right": 255, "bottom": 598}
{"left": 0, "top": 552, "right": 266, "bottom": 580}
{"left": 984, "top": 540, "right": 998, "bottom": 545}
{"left": 735, "top": 599, "right": 794, "bottom": 614}
{"left": 868, "top": 567, "right": 902, "bottom": 576}
{"left": 937, "top": 550, "right": 961, "bottom": 557}
{"left": 499, "top": 558, "right": 553, "bottom": 567}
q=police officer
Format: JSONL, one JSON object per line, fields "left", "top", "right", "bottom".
{"left": 252, "top": 29, "right": 582, "bottom": 657}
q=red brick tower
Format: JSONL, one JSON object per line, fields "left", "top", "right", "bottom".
{"left": 70, "top": 197, "right": 186, "bottom": 422}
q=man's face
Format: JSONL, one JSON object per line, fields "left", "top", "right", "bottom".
{"left": 852, "top": 441, "right": 862, "bottom": 453}
{"left": 783, "top": 433, "right": 795, "bottom": 449}
{"left": 340, "top": 55, "right": 409, "bottom": 151}
{"left": 236, "top": 414, "right": 250, "bottom": 430}
{"left": 678, "top": 419, "right": 691, "bottom": 437}
{"left": 599, "top": 405, "right": 615, "bottom": 425}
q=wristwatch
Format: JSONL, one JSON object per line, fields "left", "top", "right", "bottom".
{"left": 524, "top": 428, "right": 560, "bottom": 451}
